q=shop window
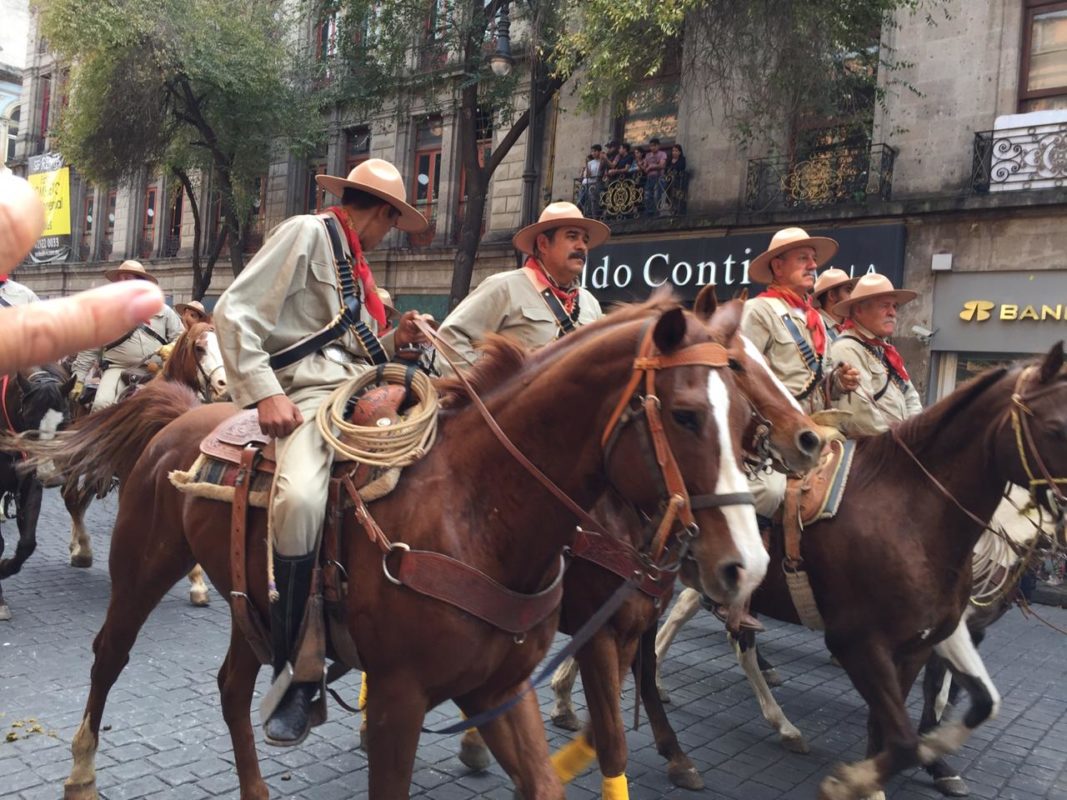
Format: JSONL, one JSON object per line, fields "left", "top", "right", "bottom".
{"left": 140, "top": 187, "right": 157, "bottom": 258}
{"left": 345, "top": 127, "right": 371, "bottom": 173}
{"left": 80, "top": 192, "right": 94, "bottom": 261}
{"left": 1020, "top": 1, "right": 1067, "bottom": 112}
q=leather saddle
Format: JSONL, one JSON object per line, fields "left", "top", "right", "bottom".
{"left": 787, "top": 437, "right": 856, "bottom": 526}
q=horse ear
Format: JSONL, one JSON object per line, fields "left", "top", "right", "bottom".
{"left": 708, "top": 299, "right": 743, "bottom": 344}
{"left": 16, "top": 372, "right": 32, "bottom": 394}
{"left": 733, "top": 287, "right": 749, "bottom": 302}
{"left": 652, "top": 307, "right": 688, "bottom": 353}
{"left": 1039, "top": 341, "right": 1064, "bottom": 384}
{"left": 693, "top": 285, "right": 718, "bottom": 321}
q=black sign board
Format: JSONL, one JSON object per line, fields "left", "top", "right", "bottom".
{"left": 580, "top": 223, "right": 907, "bottom": 304}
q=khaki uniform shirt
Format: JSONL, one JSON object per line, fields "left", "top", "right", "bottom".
{"left": 830, "top": 323, "right": 923, "bottom": 437}
{"left": 0, "top": 279, "right": 39, "bottom": 306}
{"left": 436, "top": 266, "right": 603, "bottom": 371}
{"left": 818, "top": 309, "right": 845, "bottom": 343}
{"left": 741, "top": 295, "right": 837, "bottom": 413}
{"left": 72, "top": 305, "right": 184, "bottom": 379}
{"left": 214, "top": 211, "right": 394, "bottom": 410}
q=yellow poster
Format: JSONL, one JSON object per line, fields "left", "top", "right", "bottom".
{"left": 28, "top": 166, "right": 72, "bottom": 237}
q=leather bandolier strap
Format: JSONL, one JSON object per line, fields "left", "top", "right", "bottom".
{"left": 230, "top": 445, "right": 273, "bottom": 665}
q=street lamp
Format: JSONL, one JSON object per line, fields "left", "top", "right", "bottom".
{"left": 489, "top": 5, "right": 513, "bottom": 77}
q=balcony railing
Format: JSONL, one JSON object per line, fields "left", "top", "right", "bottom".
{"left": 972, "top": 123, "right": 1067, "bottom": 193}
{"left": 745, "top": 143, "right": 896, "bottom": 212}
{"left": 570, "top": 171, "right": 689, "bottom": 223}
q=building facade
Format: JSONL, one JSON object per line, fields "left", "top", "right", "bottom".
{"left": 9, "top": 0, "right": 1067, "bottom": 397}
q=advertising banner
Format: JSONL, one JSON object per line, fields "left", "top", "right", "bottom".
{"left": 26, "top": 152, "right": 72, "bottom": 263}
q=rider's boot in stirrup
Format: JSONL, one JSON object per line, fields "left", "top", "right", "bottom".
{"left": 265, "top": 552, "right": 319, "bottom": 746}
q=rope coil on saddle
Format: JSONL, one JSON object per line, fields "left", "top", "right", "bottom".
{"left": 315, "top": 365, "right": 439, "bottom": 467}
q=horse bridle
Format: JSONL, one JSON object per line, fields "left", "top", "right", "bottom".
{"left": 1, "top": 370, "right": 66, "bottom": 434}
{"left": 1009, "top": 367, "right": 1067, "bottom": 509}
{"left": 599, "top": 323, "right": 756, "bottom": 566}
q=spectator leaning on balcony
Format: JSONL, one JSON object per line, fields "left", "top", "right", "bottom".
{"left": 604, "top": 140, "right": 620, "bottom": 171}
{"left": 642, "top": 138, "right": 668, "bottom": 216}
{"left": 607, "top": 142, "right": 635, "bottom": 179}
{"left": 578, "top": 144, "right": 607, "bottom": 218}
{"left": 812, "top": 268, "right": 858, "bottom": 342}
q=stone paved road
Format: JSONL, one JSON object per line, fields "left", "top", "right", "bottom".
{"left": 1, "top": 488, "right": 1066, "bottom": 799}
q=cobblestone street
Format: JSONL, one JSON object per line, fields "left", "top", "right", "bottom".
{"left": 1, "top": 488, "right": 1066, "bottom": 799}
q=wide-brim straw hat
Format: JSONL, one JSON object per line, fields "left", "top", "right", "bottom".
{"left": 748, "top": 227, "right": 838, "bottom": 285}
{"left": 104, "top": 260, "right": 158, "bottom": 284}
{"left": 512, "top": 201, "right": 611, "bottom": 256}
{"left": 831, "top": 273, "right": 917, "bottom": 317}
{"left": 374, "top": 288, "right": 401, "bottom": 325}
{"left": 175, "top": 300, "right": 209, "bottom": 319}
{"left": 316, "top": 158, "right": 428, "bottom": 234}
{"left": 813, "top": 268, "right": 859, "bottom": 307}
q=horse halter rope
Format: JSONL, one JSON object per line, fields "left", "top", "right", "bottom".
{"left": 600, "top": 323, "right": 755, "bottom": 566}
{"left": 1009, "top": 366, "right": 1067, "bottom": 515}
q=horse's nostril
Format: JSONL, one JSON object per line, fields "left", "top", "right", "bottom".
{"left": 719, "top": 561, "right": 745, "bottom": 594}
{"left": 797, "top": 429, "right": 822, "bottom": 456}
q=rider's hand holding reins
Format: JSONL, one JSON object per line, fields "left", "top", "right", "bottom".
{"left": 257, "top": 394, "right": 304, "bottom": 438}
{"left": 834, "top": 362, "right": 861, "bottom": 393}
{"left": 394, "top": 311, "right": 436, "bottom": 354}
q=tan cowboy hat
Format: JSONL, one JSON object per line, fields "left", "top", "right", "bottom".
{"left": 175, "top": 300, "right": 209, "bottom": 319}
{"left": 104, "top": 260, "right": 159, "bottom": 284}
{"left": 315, "top": 158, "right": 428, "bottom": 234}
{"left": 512, "top": 201, "right": 611, "bottom": 256}
{"left": 374, "top": 287, "right": 401, "bottom": 325}
{"left": 831, "top": 273, "right": 917, "bottom": 317}
{"left": 812, "top": 268, "right": 859, "bottom": 307}
{"left": 748, "top": 227, "right": 838, "bottom": 286}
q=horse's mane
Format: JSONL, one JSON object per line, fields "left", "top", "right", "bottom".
{"left": 857, "top": 363, "right": 1011, "bottom": 463}
{"left": 435, "top": 292, "right": 681, "bottom": 408}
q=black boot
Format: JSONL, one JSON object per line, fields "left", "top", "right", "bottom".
{"left": 265, "top": 552, "right": 319, "bottom": 746}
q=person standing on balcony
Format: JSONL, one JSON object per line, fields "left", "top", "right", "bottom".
{"left": 607, "top": 142, "right": 635, "bottom": 179}
{"left": 665, "top": 143, "right": 687, "bottom": 214}
{"left": 436, "top": 201, "right": 609, "bottom": 369}
{"left": 642, "top": 138, "right": 668, "bottom": 217}
{"left": 578, "top": 145, "right": 607, "bottom": 218}
{"left": 69, "top": 261, "right": 183, "bottom": 410}
{"left": 811, "top": 267, "right": 858, "bottom": 342}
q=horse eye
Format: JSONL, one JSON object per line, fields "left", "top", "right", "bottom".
{"left": 727, "top": 357, "right": 743, "bottom": 372}
{"left": 671, "top": 409, "right": 702, "bottom": 433}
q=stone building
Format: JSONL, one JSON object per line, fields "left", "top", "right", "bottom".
{"left": 8, "top": 0, "right": 1067, "bottom": 398}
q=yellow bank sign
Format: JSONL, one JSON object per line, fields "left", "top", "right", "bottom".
{"left": 961, "top": 299, "right": 1067, "bottom": 323}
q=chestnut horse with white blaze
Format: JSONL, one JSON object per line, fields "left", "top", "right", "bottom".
{"left": 55, "top": 297, "right": 769, "bottom": 800}
{"left": 654, "top": 344, "right": 1067, "bottom": 800}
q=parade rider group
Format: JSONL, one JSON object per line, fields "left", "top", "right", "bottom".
{"left": 6, "top": 153, "right": 924, "bottom": 750}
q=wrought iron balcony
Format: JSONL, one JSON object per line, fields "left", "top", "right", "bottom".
{"left": 972, "top": 123, "right": 1067, "bottom": 193}
{"left": 570, "top": 171, "right": 689, "bottom": 223}
{"left": 745, "top": 143, "right": 896, "bottom": 212}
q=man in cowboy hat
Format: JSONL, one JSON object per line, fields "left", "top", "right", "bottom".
{"left": 70, "top": 260, "right": 183, "bottom": 410}
{"left": 812, "top": 268, "right": 858, "bottom": 343}
{"left": 829, "top": 273, "right": 922, "bottom": 436}
{"left": 175, "top": 299, "right": 211, "bottom": 330}
{"left": 742, "top": 228, "right": 860, "bottom": 518}
{"left": 436, "top": 201, "right": 609, "bottom": 368}
{"left": 214, "top": 158, "right": 433, "bottom": 747}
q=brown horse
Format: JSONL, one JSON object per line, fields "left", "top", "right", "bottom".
{"left": 61, "top": 321, "right": 226, "bottom": 580}
{"left": 455, "top": 293, "right": 832, "bottom": 792}
{"left": 52, "top": 297, "right": 769, "bottom": 800}
{"left": 653, "top": 344, "right": 1067, "bottom": 799}
{"left": 0, "top": 363, "right": 73, "bottom": 619}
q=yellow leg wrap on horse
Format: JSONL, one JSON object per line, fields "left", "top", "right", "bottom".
{"left": 602, "top": 774, "right": 629, "bottom": 800}
{"left": 551, "top": 734, "right": 596, "bottom": 783}
{"left": 358, "top": 671, "right": 368, "bottom": 711}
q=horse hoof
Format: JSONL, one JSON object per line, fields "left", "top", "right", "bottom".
{"left": 70, "top": 554, "right": 93, "bottom": 569}
{"left": 549, "top": 709, "right": 582, "bottom": 732}
{"left": 762, "top": 667, "right": 783, "bottom": 687}
{"left": 668, "top": 763, "right": 705, "bottom": 790}
{"left": 0, "top": 603, "right": 10, "bottom": 621}
{"left": 189, "top": 590, "right": 210, "bottom": 607}
{"left": 933, "top": 776, "right": 970, "bottom": 797}
{"left": 63, "top": 778, "right": 98, "bottom": 800}
{"left": 458, "top": 739, "right": 491, "bottom": 772}
{"left": 782, "top": 733, "right": 810, "bottom": 754}
{"left": 657, "top": 685, "right": 672, "bottom": 704}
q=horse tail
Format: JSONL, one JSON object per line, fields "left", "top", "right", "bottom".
{"left": 0, "top": 380, "right": 199, "bottom": 490}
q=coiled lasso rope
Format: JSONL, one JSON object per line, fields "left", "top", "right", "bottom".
{"left": 314, "top": 364, "right": 439, "bottom": 467}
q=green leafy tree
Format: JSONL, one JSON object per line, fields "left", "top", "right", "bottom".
{"left": 38, "top": 0, "right": 320, "bottom": 297}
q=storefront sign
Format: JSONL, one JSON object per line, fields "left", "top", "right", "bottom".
{"left": 581, "top": 223, "right": 906, "bottom": 304}
{"left": 932, "top": 272, "right": 1067, "bottom": 353}
{"left": 26, "top": 153, "right": 72, "bottom": 264}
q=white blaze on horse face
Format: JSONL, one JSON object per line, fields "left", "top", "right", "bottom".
{"left": 37, "top": 408, "right": 64, "bottom": 440}
{"left": 707, "top": 371, "right": 769, "bottom": 594}
{"left": 741, "top": 336, "right": 804, "bottom": 413}
{"left": 200, "top": 331, "right": 228, "bottom": 399}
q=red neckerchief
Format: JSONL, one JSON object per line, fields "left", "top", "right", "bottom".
{"left": 326, "top": 206, "right": 386, "bottom": 329}
{"left": 526, "top": 257, "right": 579, "bottom": 314}
{"left": 759, "top": 286, "right": 827, "bottom": 356}
{"left": 0, "top": 276, "right": 8, "bottom": 282}
{"left": 841, "top": 320, "right": 910, "bottom": 382}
